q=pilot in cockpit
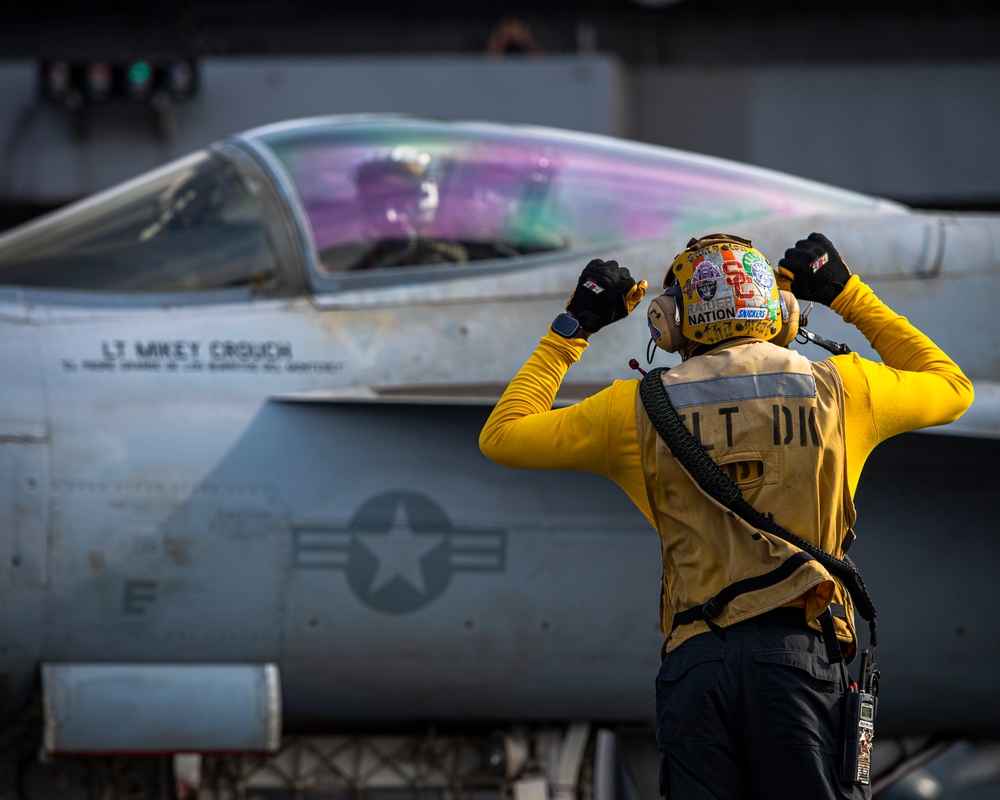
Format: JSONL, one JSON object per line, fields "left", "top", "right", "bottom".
{"left": 352, "top": 146, "right": 468, "bottom": 269}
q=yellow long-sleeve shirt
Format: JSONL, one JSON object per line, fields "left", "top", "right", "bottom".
{"left": 479, "top": 275, "right": 974, "bottom": 527}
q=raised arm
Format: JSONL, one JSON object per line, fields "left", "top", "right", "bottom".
{"left": 831, "top": 275, "right": 974, "bottom": 438}
{"left": 479, "top": 259, "right": 648, "bottom": 480}
{"left": 778, "top": 233, "right": 974, "bottom": 491}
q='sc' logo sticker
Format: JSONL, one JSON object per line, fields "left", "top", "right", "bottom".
{"left": 292, "top": 491, "right": 506, "bottom": 614}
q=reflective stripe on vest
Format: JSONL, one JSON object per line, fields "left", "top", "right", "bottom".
{"left": 665, "top": 371, "right": 817, "bottom": 409}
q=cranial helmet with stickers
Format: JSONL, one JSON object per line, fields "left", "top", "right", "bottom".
{"left": 646, "top": 233, "right": 800, "bottom": 357}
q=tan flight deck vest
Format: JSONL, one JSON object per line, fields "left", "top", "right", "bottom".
{"left": 636, "top": 339, "right": 859, "bottom": 659}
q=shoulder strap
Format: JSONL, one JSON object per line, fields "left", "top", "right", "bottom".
{"left": 639, "top": 368, "right": 877, "bottom": 648}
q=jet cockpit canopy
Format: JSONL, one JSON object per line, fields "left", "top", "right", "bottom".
{"left": 0, "top": 115, "right": 899, "bottom": 295}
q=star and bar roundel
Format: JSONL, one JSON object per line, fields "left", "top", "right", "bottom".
{"left": 292, "top": 491, "right": 507, "bottom": 613}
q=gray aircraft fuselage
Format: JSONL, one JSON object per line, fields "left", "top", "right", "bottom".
{"left": 0, "top": 116, "right": 997, "bottom": 755}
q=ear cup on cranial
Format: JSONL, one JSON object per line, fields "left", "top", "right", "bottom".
{"left": 646, "top": 290, "right": 686, "bottom": 353}
{"left": 770, "top": 290, "right": 800, "bottom": 348}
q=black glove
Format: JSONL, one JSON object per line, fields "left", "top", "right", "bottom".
{"left": 777, "top": 233, "right": 852, "bottom": 307}
{"left": 566, "top": 259, "right": 639, "bottom": 333}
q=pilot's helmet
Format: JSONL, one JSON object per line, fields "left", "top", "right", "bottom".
{"left": 647, "top": 233, "right": 799, "bottom": 355}
{"left": 355, "top": 146, "right": 439, "bottom": 235}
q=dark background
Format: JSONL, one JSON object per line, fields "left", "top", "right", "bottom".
{"left": 2, "top": 0, "right": 998, "bottom": 65}
{"left": 1, "top": 0, "right": 998, "bottom": 231}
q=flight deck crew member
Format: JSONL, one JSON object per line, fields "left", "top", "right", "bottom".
{"left": 479, "top": 233, "right": 973, "bottom": 800}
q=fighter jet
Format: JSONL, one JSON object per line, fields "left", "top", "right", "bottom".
{"left": 0, "top": 114, "right": 996, "bottom": 799}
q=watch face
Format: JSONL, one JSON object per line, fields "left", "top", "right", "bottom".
{"left": 552, "top": 313, "right": 581, "bottom": 338}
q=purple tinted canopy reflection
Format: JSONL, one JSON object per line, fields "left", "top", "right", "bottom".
{"left": 252, "top": 116, "right": 898, "bottom": 275}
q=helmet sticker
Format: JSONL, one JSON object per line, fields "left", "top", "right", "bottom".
{"left": 685, "top": 280, "right": 735, "bottom": 326}
{"left": 722, "top": 256, "right": 755, "bottom": 300}
{"left": 745, "top": 252, "right": 775, "bottom": 291}
{"left": 669, "top": 240, "right": 782, "bottom": 344}
{"left": 692, "top": 257, "right": 722, "bottom": 283}
{"left": 696, "top": 280, "right": 718, "bottom": 302}
{"left": 690, "top": 254, "right": 723, "bottom": 302}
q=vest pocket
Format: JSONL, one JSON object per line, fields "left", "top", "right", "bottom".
{"left": 752, "top": 648, "right": 842, "bottom": 752}
{"left": 655, "top": 645, "right": 726, "bottom": 744}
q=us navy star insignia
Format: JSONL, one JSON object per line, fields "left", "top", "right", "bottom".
{"left": 357, "top": 502, "right": 444, "bottom": 594}
{"left": 290, "top": 491, "right": 507, "bottom": 613}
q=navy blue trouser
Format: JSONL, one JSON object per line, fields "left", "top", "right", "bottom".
{"left": 655, "top": 610, "right": 871, "bottom": 800}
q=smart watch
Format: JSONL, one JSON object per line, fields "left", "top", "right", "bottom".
{"left": 551, "top": 312, "right": 583, "bottom": 338}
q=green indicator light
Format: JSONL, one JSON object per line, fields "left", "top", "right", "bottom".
{"left": 128, "top": 61, "right": 152, "bottom": 84}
